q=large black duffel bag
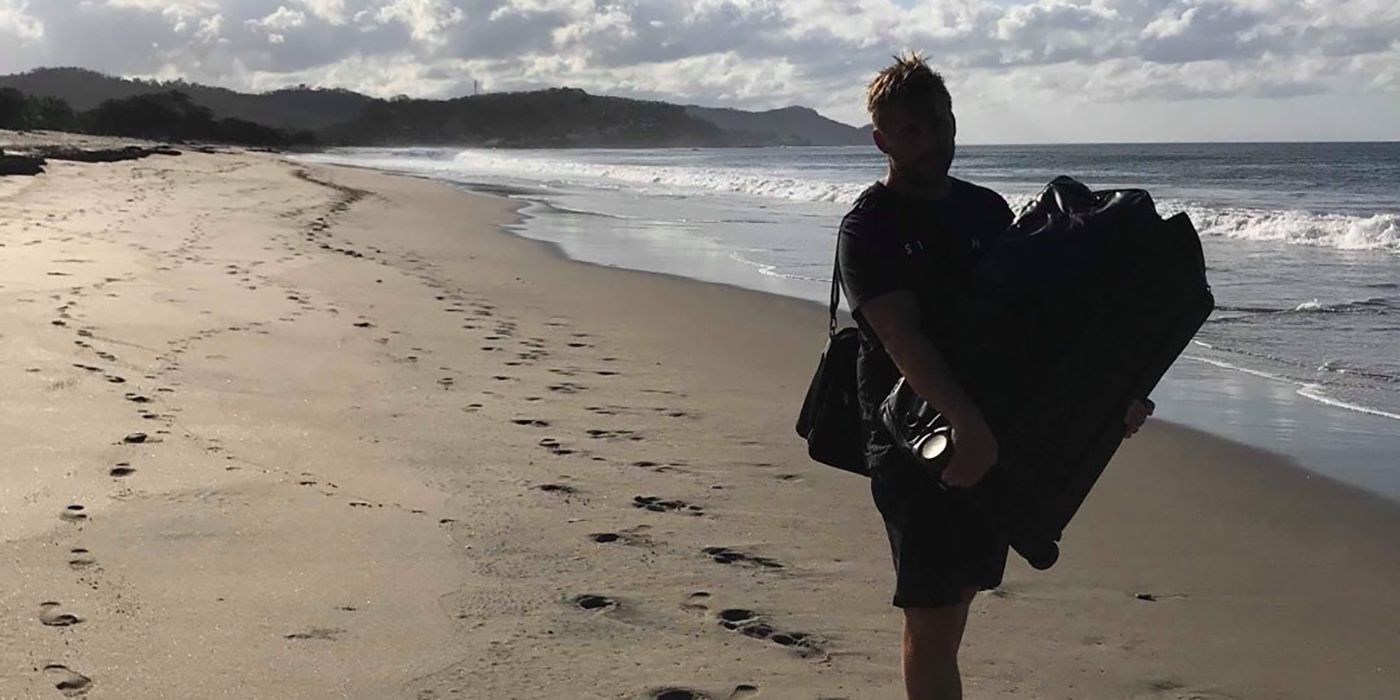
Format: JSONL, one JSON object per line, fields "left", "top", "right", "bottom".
{"left": 918, "top": 176, "right": 1214, "bottom": 569}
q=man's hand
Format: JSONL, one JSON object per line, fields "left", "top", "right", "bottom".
{"left": 1123, "top": 398, "right": 1155, "bottom": 439}
{"left": 942, "top": 410, "right": 998, "bottom": 488}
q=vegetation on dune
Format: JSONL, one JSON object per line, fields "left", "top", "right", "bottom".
{"left": 1, "top": 87, "right": 314, "bottom": 148}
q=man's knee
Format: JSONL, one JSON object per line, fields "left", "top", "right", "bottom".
{"left": 902, "top": 589, "right": 977, "bottom": 656}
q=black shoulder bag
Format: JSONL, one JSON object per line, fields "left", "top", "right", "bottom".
{"left": 794, "top": 242, "right": 868, "bottom": 477}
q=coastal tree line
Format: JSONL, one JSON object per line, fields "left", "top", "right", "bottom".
{"left": 1, "top": 68, "right": 871, "bottom": 149}
{"left": 0, "top": 87, "right": 315, "bottom": 148}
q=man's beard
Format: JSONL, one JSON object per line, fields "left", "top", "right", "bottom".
{"left": 893, "top": 152, "right": 951, "bottom": 187}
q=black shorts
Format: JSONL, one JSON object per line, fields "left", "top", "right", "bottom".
{"left": 868, "top": 441, "right": 1010, "bottom": 609}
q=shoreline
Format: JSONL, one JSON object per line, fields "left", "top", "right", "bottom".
{"left": 2, "top": 150, "right": 1396, "bottom": 698}
{"left": 311, "top": 161, "right": 1400, "bottom": 699}
{"left": 424, "top": 164, "right": 1400, "bottom": 513}
{"left": 372, "top": 161, "right": 1400, "bottom": 506}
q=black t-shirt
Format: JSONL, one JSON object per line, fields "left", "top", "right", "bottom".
{"left": 836, "top": 178, "right": 1013, "bottom": 440}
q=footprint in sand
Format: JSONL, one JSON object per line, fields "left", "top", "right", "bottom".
{"left": 587, "top": 524, "right": 653, "bottom": 546}
{"left": 571, "top": 594, "right": 617, "bottom": 612}
{"left": 701, "top": 546, "right": 785, "bottom": 569}
{"left": 59, "top": 505, "right": 87, "bottom": 522}
{"left": 1134, "top": 591, "right": 1191, "bottom": 602}
{"left": 681, "top": 591, "right": 712, "bottom": 612}
{"left": 109, "top": 463, "right": 135, "bottom": 477}
{"left": 42, "top": 664, "right": 92, "bottom": 697}
{"left": 536, "top": 483, "right": 579, "bottom": 496}
{"left": 284, "top": 627, "right": 344, "bottom": 641}
{"left": 714, "top": 609, "right": 824, "bottom": 658}
{"left": 1140, "top": 680, "right": 1241, "bottom": 700}
{"left": 537, "top": 438, "right": 577, "bottom": 456}
{"left": 586, "top": 428, "right": 644, "bottom": 442}
{"left": 648, "top": 689, "right": 710, "bottom": 700}
{"left": 39, "top": 602, "right": 83, "bottom": 627}
{"left": 67, "top": 549, "right": 96, "bottom": 570}
{"left": 633, "top": 496, "right": 703, "bottom": 516}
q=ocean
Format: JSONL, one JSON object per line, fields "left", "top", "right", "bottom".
{"left": 299, "top": 143, "right": 1400, "bottom": 501}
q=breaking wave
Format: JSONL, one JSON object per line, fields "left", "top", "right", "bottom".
{"left": 1170, "top": 204, "right": 1399, "bottom": 254}
{"left": 449, "top": 149, "right": 867, "bottom": 203}
{"left": 311, "top": 148, "right": 1400, "bottom": 256}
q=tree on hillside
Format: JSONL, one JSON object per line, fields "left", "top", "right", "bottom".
{"left": 82, "top": 90, "right": 217, "bottom": 140}
{"left": 0, "top": 87, "right": 29, "bottom": 128}
{"left": 0, "top": 88, "right": 76, "bottom": 130}
{"left": 75, "top": 90, "right": 314, "bottom": 147}
{"left": 34, "top": 96, "right": 76, "bottom": 130}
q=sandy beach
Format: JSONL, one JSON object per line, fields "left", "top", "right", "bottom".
{"left": 2, "top": 139, "right": 1397, "bottom": 699}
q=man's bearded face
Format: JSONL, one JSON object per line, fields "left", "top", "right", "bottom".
{"left": 877, "top": 98, "right": 957, "bottom": 187}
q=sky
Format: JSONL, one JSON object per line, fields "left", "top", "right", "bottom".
{"left": 1, "top": 0, "right": 1397, "bottom": 143}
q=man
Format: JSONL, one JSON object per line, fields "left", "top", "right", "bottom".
{"left": 837, "top": 53, "right": 1154, "bottom": 700}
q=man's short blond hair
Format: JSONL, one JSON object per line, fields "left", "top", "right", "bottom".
{"left": 865, "top": 51, "right": 951, "bottom": 129}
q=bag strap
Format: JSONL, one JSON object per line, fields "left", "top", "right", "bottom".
{"left": 828, "top": 238, "right": 842, "bottom": 339}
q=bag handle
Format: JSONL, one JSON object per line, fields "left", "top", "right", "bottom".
{"left": 828, "top": 241, "right": 842, "bottom": 339}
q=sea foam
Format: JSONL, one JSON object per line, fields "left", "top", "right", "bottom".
{"left": 1175, "top": 205, "right": 1400, "bottom": 254}
{"left": 449, "top": 149, "right": 868, "bottom": 203}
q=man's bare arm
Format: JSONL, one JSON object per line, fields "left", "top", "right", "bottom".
{"left": 859, "top": 290, "right": 998, "bottom": 486}
{"left": 859, "top": 291, "right": 975, "bottom": 422}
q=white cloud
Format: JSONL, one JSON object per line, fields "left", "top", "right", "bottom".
{"left": 195, "top": 12, "right": 224, "bottom": 43}
{"left": 0, "top": 0, "right": 1395, "bottom": 140}
{"left": 372, "top": 0, "right": 464, "bottom": 45}
{"left": 0, "top": 0, "right": 43, "bottom": 42}
{"left": 296, "top": 0, "right": 348, "bottom": 25}
{"left": 249, "top": 6, "right": 307, "bottom": 32}
{"left": 550, "top": 5, "right": 635, "bottom": 52}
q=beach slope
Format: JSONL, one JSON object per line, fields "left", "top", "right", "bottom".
{"left": 1, "top": 147, "right": 1395, "bottom": 699}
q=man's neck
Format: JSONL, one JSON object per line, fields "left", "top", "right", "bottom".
{"left": 883, "top": 170, "right": 952, "bottom": 201}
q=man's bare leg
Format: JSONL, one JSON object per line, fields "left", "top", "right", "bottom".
{"left": 902, "top": 588, "right": 977, "bottom": 700}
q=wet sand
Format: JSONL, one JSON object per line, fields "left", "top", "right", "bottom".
{"left": 1, "top": 140, "right": 1396, "bottom": 698}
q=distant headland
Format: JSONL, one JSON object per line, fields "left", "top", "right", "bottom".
{"left": 0, "top": 67, "right": 871, "bottom": 150}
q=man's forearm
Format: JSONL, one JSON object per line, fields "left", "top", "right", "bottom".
{"left": 884, "top": 332, "right": 981, "bottom": 424}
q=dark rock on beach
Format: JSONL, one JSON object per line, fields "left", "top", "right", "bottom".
{"left": 30, "top": 144, "right": 179, "bottom": 163}
{"left": 0, "top": 150, "right": 45, "bottom": 175}
{"left": 1, "top": 143, "right": 180, "bottom": 176}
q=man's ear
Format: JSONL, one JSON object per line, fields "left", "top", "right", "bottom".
{"left": 872, "top": 128, "right": 889, "bottom": 155}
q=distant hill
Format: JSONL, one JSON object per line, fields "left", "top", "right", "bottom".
{"left": 0, "top": 68, "right": 375, "bottom": 131}
{"left": 684, "top": 105, "right": 867, "bottom": 146}
{"left": 0, "top": 67, "right": 866, "bottom": 148}
{"left": 324, "top": 88, "right": 727, "bottom": 148}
